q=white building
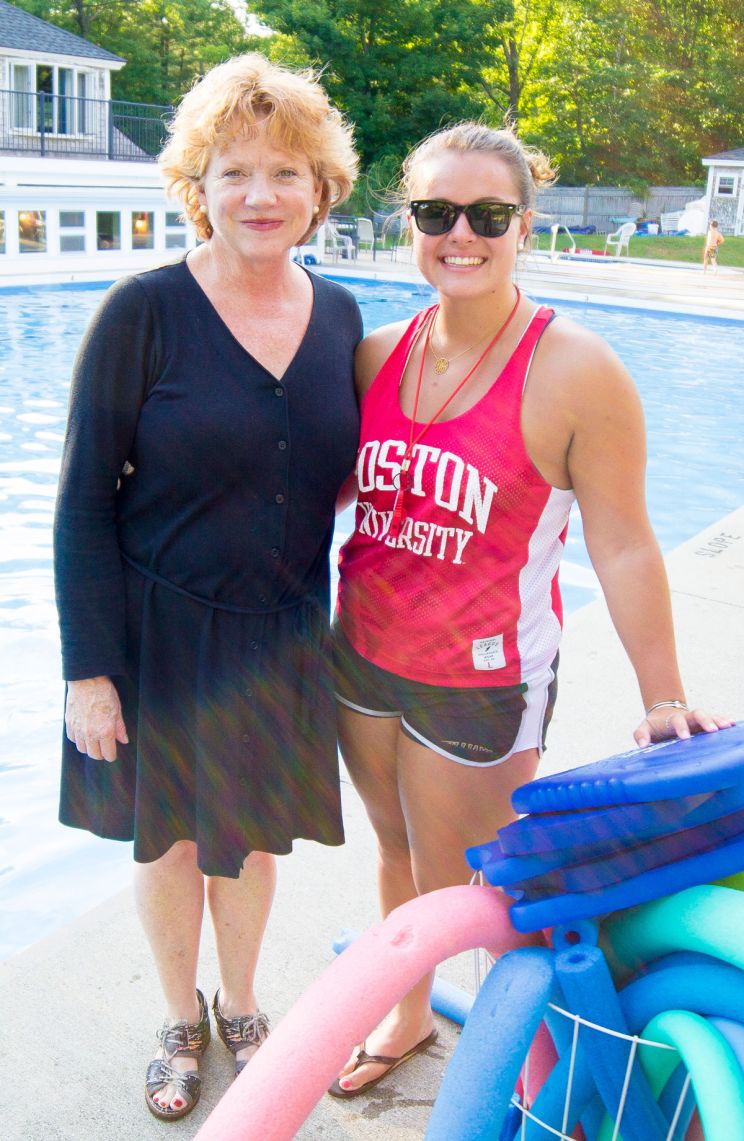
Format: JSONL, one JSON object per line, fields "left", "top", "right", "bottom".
{"left": 702, "top": 146, "right": 744, "bottom": 236}
{"left": 0, "top": 0, "right": 196, "bottom": 285}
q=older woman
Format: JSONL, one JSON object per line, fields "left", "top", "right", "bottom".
{"left": 54, "top": 54, "right": 361, "bottom": 1120}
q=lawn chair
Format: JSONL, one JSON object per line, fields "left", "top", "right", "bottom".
{"left": 323, "top": 221, "right": 355, "bottom": 262}
{"left": 605, "top": 221, "right": 636, "bottom": 257}
{"left": 356, "top": 217, "right": 375, "bottom": 257}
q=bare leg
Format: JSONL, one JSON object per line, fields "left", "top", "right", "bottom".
{"left": 135, "top": 840, "right": 205, "bottom": 1112}
{"left": 206, "top": 850, "right": 277, "bottom": 1066}
{"left": 334, "top": 709, "right": 434, "bottom": 1093}
{"left": 336, "top": 704, "right": 540, "bottom": 1093}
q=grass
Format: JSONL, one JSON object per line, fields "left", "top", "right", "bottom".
{"left": 547, "top": 232, "right": 744, "bottom": 268}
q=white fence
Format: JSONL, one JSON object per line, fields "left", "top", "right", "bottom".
{"left": 535, "top": 186, "right": 702, "bottom": 232}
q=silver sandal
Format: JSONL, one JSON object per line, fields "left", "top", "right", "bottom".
{"left": 145, "top": 989, "right": 211, "bottom": 1121}
{"left": 213, "top": 989, "right": 270, "bottom": 1076}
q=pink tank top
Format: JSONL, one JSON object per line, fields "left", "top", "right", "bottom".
{"left": 336, "top": 304, "right": 576, "bottom": 687}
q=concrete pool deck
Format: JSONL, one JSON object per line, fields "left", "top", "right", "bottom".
{"left": 2, "top": 505, "right": 743, "bottom": 1141}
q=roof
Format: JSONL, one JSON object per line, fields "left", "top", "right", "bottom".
{"left": 703, "top": 147, "right": 744, "bottom": 164}
{"left": 0, "top": 0, "right": 124, "bottom": 63}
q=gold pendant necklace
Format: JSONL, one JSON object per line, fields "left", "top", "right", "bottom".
{"left": 429, "top": 325, "right": 492, "bottom": 375}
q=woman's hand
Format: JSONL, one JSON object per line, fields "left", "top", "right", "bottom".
{"left": 634, "top": 705, "right": 735, "bottom": 749}
{"left": 65, "top": 676, "right": 129, "bottom": 762}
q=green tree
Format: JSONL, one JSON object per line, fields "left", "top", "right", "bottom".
{"left": 513, "top": 0, "right": 743, "bottom": 185}
{"left": 478, "top": 0, "right": 560, "bottom": 128}
{"left": 11, "top": 0, "right": 247, "bottom": 105}
{"left": 249, "top": 0, "right": 508, "bottom": 167}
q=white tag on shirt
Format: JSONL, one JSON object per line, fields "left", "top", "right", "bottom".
{"left": 472, "top": 634, "right": 506, "bottom": 671}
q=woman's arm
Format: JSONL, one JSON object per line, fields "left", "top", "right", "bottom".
{"left": 54, "top": 277, "right": 157, "bottom": 759}
{"left": 555, "top": 329, "right": 731, "bottom": 745}
{"left": 54, "top": 276, "right": 155, "bottom": 682}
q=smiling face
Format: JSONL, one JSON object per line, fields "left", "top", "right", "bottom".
{"left": 408, "top": 149, "right": 531, "bottom": 300}
{"left": 197, "top": 121, "right": 322, "bottom": 265}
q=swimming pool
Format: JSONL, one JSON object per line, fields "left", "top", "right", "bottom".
{"left": 1, "top": 276, "right": 743, "bottom": 960}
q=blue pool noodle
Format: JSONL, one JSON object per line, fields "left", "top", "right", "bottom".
{"left": 332, "top": 929, "right": 474, "bottom": 1025}
{"left": 425, "top": 947, "right": 554, "bottom": 1141}
{"left": 620, "top": 960, "right": 744, "bottom": 1030}
{"left": 522, "top": 1031, "right": 596, "bottom": 1141}
{"left": 554, "top": 943, "right": 668, "bottom": 1141}
{"left": 658, "top": 1064, "right": 697, "bottom": 1141}
{"left": 708, "top": 1016, "right": 744, "bottom": 1072}
{"left": 509, "top": 832, "right": 744, "bottom": 931}
{"left": 497, "top": 811, "right": 744, "bottom": 897}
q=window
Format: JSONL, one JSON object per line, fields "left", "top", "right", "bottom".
{"left": 716, "top": 174, "right": 736, "bottom": 196}
{"left": 96, "top": 211, "right": 121, "bottom": 251}
{"left": 165, "top": 211, "right": 187, "bottom": 249}
{"left": 0, "top": 212, "right": 5, "bottom": 255}
{"left": 18, "top": 210, "right": 47, "bottom": 254}
{"left": 10, "top": 62, "right": 92, "bottom": 134}
{"left": 60, "top": 210, "right": 86, "bottom": 253}
{"left": 132, "top": 211, "right": 155, "bottom": 250}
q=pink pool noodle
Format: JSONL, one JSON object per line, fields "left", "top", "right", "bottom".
{"left": 195, "top": 885, "right": 541, "bottom": 1141}
{"left": 519, "top": 1020, "right": 559, "bottom": 1104}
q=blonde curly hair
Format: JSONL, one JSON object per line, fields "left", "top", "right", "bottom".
{"left": 159, "top": 53, "right": 358, "bottom": 243}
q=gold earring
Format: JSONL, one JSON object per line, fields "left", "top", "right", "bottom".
{"left": 313, "top": 205, "right": 320, "bottom": 216}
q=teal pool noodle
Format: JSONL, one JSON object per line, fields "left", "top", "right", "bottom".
{"left": 333, "top": 929, "right": 474, "bottom": 1025}
{"left": 604, "top": 885, "right": 744, "bottom": 978}
{"left": 555, "top": 944, "right": 668, "bottom": 1141}
{"left": 635, "top": 1010, "right": 744, "bottom": 1141}
{"left": 425, "top": 947, "right": 554, "bottom": 1141}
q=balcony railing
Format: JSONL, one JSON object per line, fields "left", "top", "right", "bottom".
{"left": 0, "top": 89, "right": 172, "bottom": 161}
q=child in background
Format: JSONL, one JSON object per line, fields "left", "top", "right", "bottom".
{"left": 703, "top": 219, "right": 725, "bottom": 273}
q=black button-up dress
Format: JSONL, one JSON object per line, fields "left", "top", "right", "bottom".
{"left": 55, "top": 259, "right": 361, "bottom": 876}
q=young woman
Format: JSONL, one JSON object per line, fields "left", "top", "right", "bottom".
{"left": 329, "top": 122, "right": 730, "bottom": 1098}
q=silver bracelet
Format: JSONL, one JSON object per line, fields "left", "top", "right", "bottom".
{"left": 645, "top": 699, "right": 689, "bottom": 717}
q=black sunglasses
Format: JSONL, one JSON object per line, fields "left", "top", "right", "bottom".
{"left": 409, "top": 199, "right": 526, "bottom": 238}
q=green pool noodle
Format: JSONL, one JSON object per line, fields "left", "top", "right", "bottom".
{"left": 603, "top": 885, "right": 744, "bottom": 979}
{"left": 715, "top": 870, "right": 744, "bottom": 890}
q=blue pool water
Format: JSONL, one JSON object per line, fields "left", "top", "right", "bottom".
{"left": 1, "top": 276, "right": 743, "bottom": 960}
